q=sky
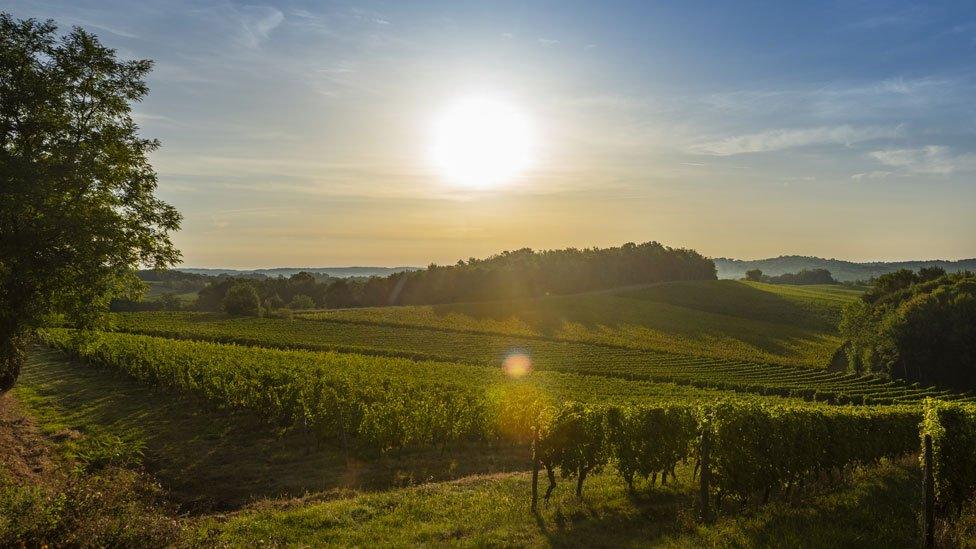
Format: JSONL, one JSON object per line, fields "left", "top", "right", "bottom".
{"left": 7, "top": 0, "right": 976, "bottom": 268}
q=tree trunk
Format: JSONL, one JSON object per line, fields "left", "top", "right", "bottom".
{"left": 0, "top": 325, "right": 30, "bottom": 393}
{"left": 576, "top": 466, "right": 588, "bottom": 498}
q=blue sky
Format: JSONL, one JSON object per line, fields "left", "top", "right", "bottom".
{"left": 6, "top": 0, "right": 976, "bottom": 267}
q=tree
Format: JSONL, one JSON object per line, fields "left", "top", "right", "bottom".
{"left": 840, "top": 272, "right": 976, "bottom": 390}
{"left": 325, "top": 278, "right": 357, "bottom": 308}
{"left": 157, "top": 293, "right": 183, "bottom": 312}
{"left": 0, "top": 15, "right": 180, "bottom": 392}
{"left": 223, "top": 283, "right": 261, "bottom": 316}
{"left": 288, "top": 294, "right": 315, "bottom": 310}
{"left": 744, "top": 269, "right": 765, "bottom": 282}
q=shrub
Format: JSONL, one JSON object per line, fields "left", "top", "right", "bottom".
{"left": 222, "top": 283, "right": 261, "bottom": 316}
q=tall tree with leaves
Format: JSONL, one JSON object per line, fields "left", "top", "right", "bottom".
{"left": 0, "top": 14, "right": 180, "bottom": 392}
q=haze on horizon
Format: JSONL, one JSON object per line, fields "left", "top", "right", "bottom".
{"left": 9, "top": 0, "right": 976, "bottom": 269}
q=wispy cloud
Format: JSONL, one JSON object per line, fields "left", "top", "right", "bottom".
{"left": 537, "top": 38, "right": 559, "bottom": 46}
{"left": 690, "top": 125, "right": 901, "bottom": 156}
{"left": 236, "top": 5, "right": 284, "bottom": 48}
{"left": 851, "top": 170, "right": 893, "bottom": 181}
{"left": 868, "top": 146, "right": 976, "bottom": 175}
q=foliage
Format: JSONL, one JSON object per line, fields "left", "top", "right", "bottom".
{"left": 708, "top": 402, "right": 919, "bottom": 502}
{"left": 0, "top": 14, "right": 180, "bottom": 391}
{"left": 191, "top": 241, "right": 716, "bottom": 311}
{"left": 111, "top": 312, "right": 967, "bottom": 404}
{"left": 358, "top": 241, "right": 717, "bottom": 306}
{"left": 537, "top": 403, "right": 610, "bottom": 497}
{"left": 841, "top": 271, "right": 976, "bottom": 389}
{"left": 300, "top": 279, "right": 860, "bottom": 367}
{"left": 744, "top": 269, "right": 765, "bottom": 282}
{"left": 40, "top": 329, "right": 737, "bottom": 454}
{"left": 37, "top": 328, "right": 927, "bottom": 521}
{"left": 222, "top": 282, "right": 262, "bottom": 317}
{"left": 606, "top": 404, "right": 698, "bottom": 489}
{"left": 288, "top": 294, "right": 315, "bottom": 310}
{"left": 0, "top": 467, "right": 179, "bottom": 547}
{"left": 922, "top": 400, "right": 976, "bottom": 518}
{"left": 760, "top": 269, "right": 838, "bottom": 285}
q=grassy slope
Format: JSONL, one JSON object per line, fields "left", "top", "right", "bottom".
{"left": 299, "top": 280, "right": 859, "bottom": 368}
{"left": 14, "top": 350, "right": 926, "bottom": 547}
{"left": 193, "top": 460, "right": 921, "bottom": 548}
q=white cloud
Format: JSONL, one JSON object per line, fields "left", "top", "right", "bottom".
{"left": 868, "top": 146, "right": 974, "bottom": 175}
{"left": 690, "top": 125, "right": 901, "bottom": 156}
{"left": 537, "top": 38, "right": 559, "bottom": 46}
{"left": 851, "top": 171, "right": 893, "bottom": 181}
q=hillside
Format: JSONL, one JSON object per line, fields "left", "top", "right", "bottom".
{"left": 714, "top": 256, "right": 976, "bottom": 282}
{"left": 296, "top": 279, "right": 860, "bottom": 368}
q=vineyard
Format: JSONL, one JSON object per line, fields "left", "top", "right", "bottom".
{"left": 110, "top": 311, "right": 972, "bottom": 404}
{"left": 35, "top": 328, "right": 952, "bottom": 524}
{"left": 40, "top": 329, "right": 777, "bottom": 453}
{"left": 297, "top": 280, "right": 855, "bottom": 368}
{"left": 25, "top": 321, "right": 976, "bottom": 545}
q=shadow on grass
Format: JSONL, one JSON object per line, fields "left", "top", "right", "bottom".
{"left": 18, "top": 348, "right": 530, "bottom": 514}
{"left": 668, "top": 458, "right": 922, "bottom": 548}
{"left": 523, "top": 459, "right": 921, "bottom": 548}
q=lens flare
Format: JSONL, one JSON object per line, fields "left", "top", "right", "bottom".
{"left": 503, "top": 350, "right": 533, "bottom": 378}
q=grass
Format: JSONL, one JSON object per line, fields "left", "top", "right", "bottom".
{"left": 296, "top": 280, "right": 858, "bottom": 368}
{"left": 190, "top": 459, "right": 923, "bottom": 548}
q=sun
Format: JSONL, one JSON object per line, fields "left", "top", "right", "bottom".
{"left": 430, "top": 97, "right": 533, "bottom": 189}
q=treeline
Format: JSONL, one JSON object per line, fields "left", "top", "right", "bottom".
{"left": 840, "top": 268, "right": 976, "bottom": 390}
{"left": 190, "top": 241, "right": 716, "bottom": 314}
{"left": 743, "top": 268, "right": 837, "bottom": 285}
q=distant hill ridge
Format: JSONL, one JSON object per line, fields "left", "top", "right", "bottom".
{"left": 177, "top": 267, "right": 419, "bottom": 278}
{"left": 714, "top": 255, "right": 976, "bottom": 282}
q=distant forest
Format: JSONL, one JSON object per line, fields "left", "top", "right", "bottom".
{"left": 715, "top": 255, "right": 976, "bottom": 282}
{"left": 127, "top": 241, "right": 716, "bottom": 312}
{"left": 743, "top": 268, "right": 838, "bottom": 285}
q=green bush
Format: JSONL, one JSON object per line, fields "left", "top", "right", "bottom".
{"left": 0, "top": 467, "right": 178, "bottom": 547}
{"left": 222, "top": 282, "right": 261, "bottom": 316}
{"left": 923, "top": 400, "right": 976, "bottom": 517}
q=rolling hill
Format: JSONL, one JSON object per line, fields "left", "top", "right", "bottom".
{"left": 294, "top": 279, "right": 861, "bottom": 368}
{"left": 713, "top": 256, "right": 976, "bottom": 282}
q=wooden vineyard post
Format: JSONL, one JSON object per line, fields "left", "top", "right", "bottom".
{"left": 699, "top": 429, "right": 712, "bottom": 523}
{"left": 924, "top": 433, "right": 935, "bottom": 549}
{"left": 531, "top": 426, "right": 540, "bottom": 512}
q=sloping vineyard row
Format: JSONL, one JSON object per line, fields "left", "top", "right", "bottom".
{"left": 111, "top": 313, "right": 972, "bottom": 404}
{"left": 40, "top": 329, "right": 780, "bottom": 454}
{"left": 41, "top": 327, "right": 932, "bottom": 515}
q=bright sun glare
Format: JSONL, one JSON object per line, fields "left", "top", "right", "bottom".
{"left": 430, "top": 97, "right": 533, "bottom": 189}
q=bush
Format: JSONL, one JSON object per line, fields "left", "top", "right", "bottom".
{"left": 841, "top": 273, "right": 976, "bottom": 389}
{"left": 923, "top": 400, "right": 976, "bottom": 518}
{"left": 288, "top": 294, "right": 315, "bottom": 310}
{"left": 0, "top": 467, "right": 179, "bottom": 547}
{"left": 222, "top": 282, "right": 261, "bottom": 316}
